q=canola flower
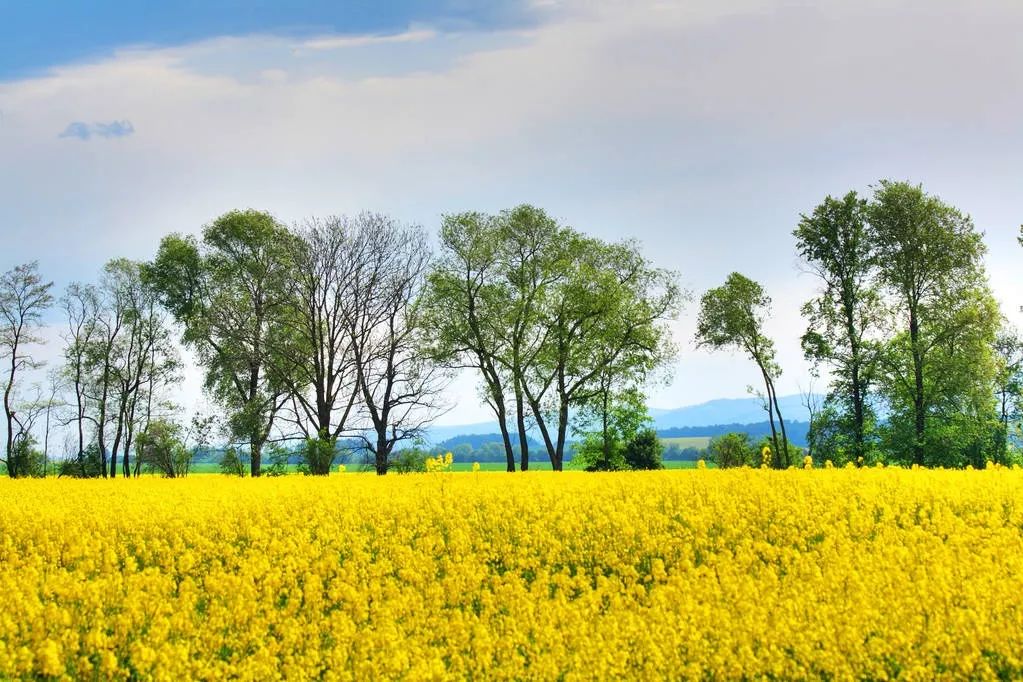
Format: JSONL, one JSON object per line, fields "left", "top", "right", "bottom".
{"left": 2, "top": 469, "right": 1023, "bottom": 680}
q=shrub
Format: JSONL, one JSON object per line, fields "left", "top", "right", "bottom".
{"left": 623, "top": 428, "right": 663, "bottom": 470}
{"left": 136, "top": 420, "right": 192, "bottom": 478}
{"left": 219, "top": 446, "right": 247, "bottom": 476}
{"left": 707, "top": 432, "right": 756, "bottom": 468}
{"left": 390, "top": 448, "right": 428, "bottom": 474}
{"left": 58, "top": 443, "right": 105, "bottom": 478}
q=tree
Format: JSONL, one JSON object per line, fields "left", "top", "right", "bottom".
{"left": 0, "top": 262, "right": 53, "bottom": 478}
{"left": 573, "top": 387, "right": 650, "bottom": 471}
{"left": 135, "top": 419, "right": 191, "bottom": 477}
{"left": 993, "top": 326, "right": 1023, "bottom": 462}
{"left": 147, "top": 210, "right": 296, "bottom": 476}
{"left": 622, "top": 428, "right": 663, "bottom": 470}
{"left": 524, "top": 237, "right": 681, "bottom": 470}
{"left": 425, "top": 209, "right": 681, "bottom": 472}
{"left": 869, "top": 181, "right": 998, "bottom": 466}
{"left": 795, "top": 191, "right": 882, "bottom": 462}
{"left": 423, "top": 212, "right": 519, "bottom": 471}
{"left": 275, "top": 216, "right": 362, "bottom": 471}
{"left": 60, "top": 282, "right": 101, "bottom": 476}
{"left": 346, "top": 215, "right": 446, "bottom": 475}
{"left": 707, "top": 432, "right": 756, "bottom": 468}
{"left": 695, "top": 273, "right": 790, "bottom": 467}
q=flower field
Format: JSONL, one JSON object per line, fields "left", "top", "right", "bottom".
{"left": 3, "top": 469, "right": 1023, "bottom": 680}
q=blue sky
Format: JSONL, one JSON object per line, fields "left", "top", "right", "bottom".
{"left": 0, "top": 1, "right": 532, "bottom": 79}
{"left": 1, "top": 0, "right": 1022, "bottom": 425}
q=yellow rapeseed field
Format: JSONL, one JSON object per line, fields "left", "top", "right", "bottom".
{"left": 3, "top": 468, "right": 1023, "bottom": 680}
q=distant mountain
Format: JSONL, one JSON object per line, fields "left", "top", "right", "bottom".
{"left": 648, "top": 394, "right": 820, "bottom": 430}
{"left": 423, "top": 394, "right": 820, "bottom": 445}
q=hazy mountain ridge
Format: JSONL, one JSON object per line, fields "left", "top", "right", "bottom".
{"left": 424, "top": 394, "right": 820, "bottom": 445}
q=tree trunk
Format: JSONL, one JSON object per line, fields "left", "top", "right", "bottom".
{"left": 515, "top": 378, "right": 529, "bottom": 472}
{"left": 769, "top": 378, "right": 790, "bottom": 466}
{"left": 250, "top": 439, "right": 262, "bottom": 477}
{"left": 758, "top": 366, "right": 781, "bottom": 468}
{"left": 374, "top": 433, "right": 389, "bottom": 475}
{"left": 909, "top": 308, "right": 925, "bottom": 466}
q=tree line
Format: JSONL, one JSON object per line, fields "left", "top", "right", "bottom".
{"left": 698, "top": 180, "right": 1021, "bottom": 468}
{"left": 0, "top": 180, "right": 1020, "bottom": 477}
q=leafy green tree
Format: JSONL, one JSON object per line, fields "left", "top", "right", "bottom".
{"left": 795, "top": 191, "right": 882, "bottom": 462}
{"left": 219, "top": 446, "right": 247, "bottom": 476}
{"left": 993, "top": 326, "right": 1023, "bottom": 463}
{"left": 526, "top": 237, "right": 681, "bottom": 470}
{"left": 147, "top": 210, "right": 297, "bottom": 476}
{"left": 425, "top": 207, "right": 681, "bottom": 472}
{"left": 695, "top": 273, "right": 790, "bottom": 467}
{"left": 706, "top": 432, "right": 756, "bottom": 468}
{"left": 573, "top": 388, "right": 651, "bottom": 471}
{"left": 869, "top": 181, "right": 999, "bottom": 466}
{"left": 0, "top": 262, "right": 53, "bottom": 478}
{"left": 422, "top": 212, "right": 519, "bottom": 471}
{"left": 135, "top": 419, "right": 191, "bottom": 477}
{"left": 622, "top": 428, "right": 663, "bottom": 470}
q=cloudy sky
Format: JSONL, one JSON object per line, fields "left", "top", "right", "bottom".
{"left": 2, "top": 0, "right": 1021, "bottom": 426}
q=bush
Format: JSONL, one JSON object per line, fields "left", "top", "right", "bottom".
{"left": 300, "top": 436, "right": 337, "bottom": 475}
{"left": 58, "top": 443, "right": 105, "bottom": 478}
{"left": 136, "top": 420, "right": 192, "bottom": 477}
{"left": 5, "top": 435, "right": 46, "bottom": 478}
{"left": 263, "top": 445, "right": 291, "bottom": 477}
{"left": 623, "top": 428, "right": 663, "bottom": 470}
{"left": 219, "top": 446, "right": 247, "bottom": 476}
{"left": 390, "top": 448, "right": 428, "bottom": 474}
{"left": 707, "top": 432, "right": 756, "bottom": 468}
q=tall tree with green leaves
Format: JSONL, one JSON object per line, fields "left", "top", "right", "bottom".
{"left": 523, "top": 237, "right": 681, "bottom": 470}
{"left": 495, "top": 205, "right": 573, "bottom": 471}
{"left": 147, "top": 210, "right": 297, "bottom": 476}
{"left": 422, "top": 212, "right": 519, "bottom": 471}
{"left": 992, "top": 325, "right": 1023, "bottom": 463}
{"left": 795, "top": 191, "right": 882, "bottom": 463}
{"left": 695, "top": 273, "right": 790, "bottom": 467}
{"left": 869, "top": 181, "right": 998, "bottom": 466}
{"left": 0, "top": 262, "right": 53, "bottom": 478}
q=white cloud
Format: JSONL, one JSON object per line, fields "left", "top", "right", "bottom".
{"left": 300, "top": 28, "right": 438, "bottom": 51}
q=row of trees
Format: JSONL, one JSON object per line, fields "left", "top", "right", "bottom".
{"left": 1, "top": 182, "right": 1019, "bottom": 476}
{"left": 1, "top": 205, "right": 679, "bottom": 477}
{"left": 697, "top": 180, "right": 1020, "bottom": 468}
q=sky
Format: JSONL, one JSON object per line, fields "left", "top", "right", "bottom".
{"left": 1, "top": 0, "right": 1022, "bottom": 427}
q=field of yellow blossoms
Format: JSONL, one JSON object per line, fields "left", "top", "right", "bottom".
{"left": 3, "top": 468, "right": 1023, "bottom": 680}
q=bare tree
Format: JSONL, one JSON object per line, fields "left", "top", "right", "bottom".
{"left": 347, "top": 215, "right": 447, "bottom": 474}
{"left": 60, "top": 282, "right": 100, "bottom": 476}
{"left": 274, "top": 217, "right": 363, "bottom": 472}
{"left": 0, "top": 262, "right": 53, "bottom": 478}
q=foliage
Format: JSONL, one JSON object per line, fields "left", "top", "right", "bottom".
{"left": 7, "top": 471, "right": 1023, "bottom": 679}
{"left": 262, "top": 444, "right": 291, "bottom": 477}
{"left": 869, "top": 181, "right": 998, "bottom": 466}
{"left": 707, "top": 432, "right": 757, "bottom": 468}
{"left": 299, "top": 435, "right": 338, "bottom": 476}
{"left": 147, "top": 210, "right": 297, "bottom": 476}
{"left": 424, "top": 206, "right": 683, "bottom": 471}
{"left": 218, "top": 446, "right": 247, "bottom": 477}
{"left": 5, "top": 434, "right": 45, "bottom": 478}
{"left": 390, "top": 448, "right": 428, "bottom": 474}
{"left": 621, "top": 427, "right": 663, "bottom": 470}
{"left": 135, "top": 419, "right": 192, "bottom": 478}
{"left": 0, "top": 262, "right": 54, "bottom": 478}
{"left": 58, "top": 442, "right": 105, "bottom": 478}
{"left": 795, "top": 191, "right": 883, "bottom": 461}
{"left": 695, "top": 272, "right": 790, "bottom": 466}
